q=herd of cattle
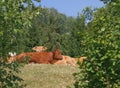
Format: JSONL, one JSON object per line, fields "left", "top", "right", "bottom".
{"left": 8, "top": 46, "right": 87, "bottom": 66}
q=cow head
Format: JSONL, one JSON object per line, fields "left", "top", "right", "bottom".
{"left": 53, "top": 49, "right": 63, "bottom": 60}
{"left": 32, "top": 46, "right": 47, "bottom": 52}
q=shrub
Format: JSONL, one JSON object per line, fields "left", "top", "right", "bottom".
{"left": 73, "top": 0, "right": 120, "bottom": 88}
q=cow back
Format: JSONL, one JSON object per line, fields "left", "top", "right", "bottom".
{"left": 29, "top": 52, "right": 53, "bottom": 64}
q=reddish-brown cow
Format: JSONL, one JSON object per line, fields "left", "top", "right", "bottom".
{"left": 8, "top": 49, "right": 63, "bottom": 64}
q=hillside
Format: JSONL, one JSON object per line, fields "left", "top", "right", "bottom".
{"left": 20, "top": 64, "right": 79, "bottom": 88}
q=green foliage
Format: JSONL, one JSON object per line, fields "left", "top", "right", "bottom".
{"left": 0, "top": 0, "right": 41, "bottom": 55}
{"left": 0, "top": 0, "right": 41, "bottom": 88}
{"left": 100, "top": 0, "right": 118, "bottom": 4}
{"left": 28, "top": 8, "right": 74, "bottom": 51}
{"left": 27, "top": 7, "right": 87, "bottom": 56}
{"left": 0, "top": 60, "right": 25, "bottom": 88}
{"left": 74, "top": 0, "right": 120, "bottom": 88}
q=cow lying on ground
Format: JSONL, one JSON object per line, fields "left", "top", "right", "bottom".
{"left": 53, "top": 55, "right": 87, "bottom": 66}
{"left": 32, "top": 46, "right": 47, "bottom": 52}
{"left": 8, "top": 49, "right": 63, "bottom": 64}
{"left": 53, "top": 55, "right": 76, "bottom": 66}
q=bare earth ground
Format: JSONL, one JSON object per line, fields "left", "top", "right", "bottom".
{"left": 20, "top": 64, "right": 79, "bottom": 88}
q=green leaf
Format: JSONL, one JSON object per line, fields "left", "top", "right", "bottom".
{"left": 101, "top": 28, "right": 105, "bottom": 32}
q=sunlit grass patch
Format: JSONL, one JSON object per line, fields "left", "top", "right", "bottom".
{"left": 20, "top": 64, "right": 79, "bottom": 88}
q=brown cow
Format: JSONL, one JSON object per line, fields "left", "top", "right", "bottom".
{"left": 8, "top": 49, "right": 63, "bottom": 64}
{"left": 32, "top": 46, "right": 47, "bottom": 52}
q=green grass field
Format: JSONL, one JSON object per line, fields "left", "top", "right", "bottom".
{"left": 20, "top": 64, "right": 79, "bottom": 88}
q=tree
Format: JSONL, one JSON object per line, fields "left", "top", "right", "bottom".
{"left": 74, "top": 0, "right": 120, "bottom": 87}
{"left": 63, "top": 7, "right": 93, "bottom": 57}
{"left": 100, "top": 0, "right": 117, "bottom": 4}
{"left": 28, "top": 8, "right": 71, "bottom": 51}
{"left": 0, "top": 0, "right": 41, "bottom": 87}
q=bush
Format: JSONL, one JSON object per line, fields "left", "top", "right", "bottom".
{"left": 0, "top": 58, "right": 25, "bottom": 88}
{"left": 73, "top": 0, "right": 120, "bottom": 88}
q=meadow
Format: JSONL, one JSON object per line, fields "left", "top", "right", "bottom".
{"left": 20, "top": 64, "right": 79, "bottom": 88}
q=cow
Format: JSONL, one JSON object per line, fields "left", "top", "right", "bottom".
{"left": 53, "top": 55, "right": 87, "bottom": 66}
{"left": 63, "top": 55, "right": 77, "bottom": 66}
{"left": 8, "top": 49, "right": 63, "bottom": 64}
{"left": 32, "top": 46, "right": 47, "bottom": 52}
{"left": 52, "top": 56, "right": 67, "bottom": 65}
{"left": 53, "top": 55, "right": 76, "bottom": 66}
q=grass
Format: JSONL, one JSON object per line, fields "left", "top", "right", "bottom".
{"left": 20, "top": 64, "right": 79, "bottom": 88}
